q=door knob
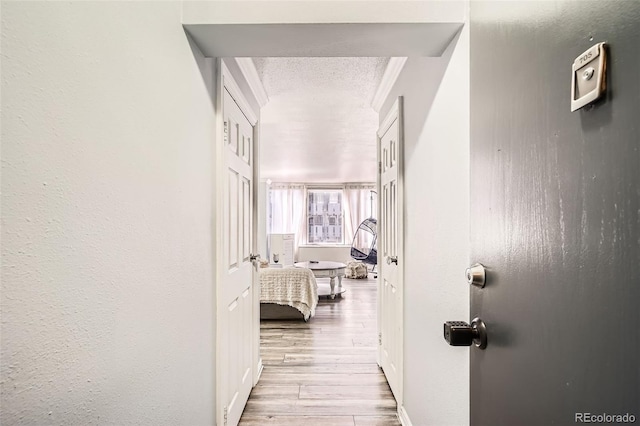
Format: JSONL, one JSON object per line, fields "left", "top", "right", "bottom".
{"left": 249, "top": 254, "right": 260, "bottom": 261}
{"left": 443, "top": 317, "right": 487, "bottom": 349}
{"left": 465, "top": 263, "right": 486, "bottom": 288}
{"left": 387, "top": 256, "right": 398, "bottom": 265}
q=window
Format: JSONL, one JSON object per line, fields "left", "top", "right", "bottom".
{"left": 307, "top": 189, "right": 343, "bottom": 244}
{"left": 268, "top": 183, "right": 376, "bottom": 248}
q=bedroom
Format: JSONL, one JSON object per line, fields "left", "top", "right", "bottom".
{"left": 247, "top": 56, "right": 384, "bottom": 313}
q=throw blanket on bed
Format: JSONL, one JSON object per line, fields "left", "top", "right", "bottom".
{"left": 260, "top": 267, "right": 318, "bottom": 320}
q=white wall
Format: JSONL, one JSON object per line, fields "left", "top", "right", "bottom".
{"left": 183, "top": 0, "right": 466, "bottom": 25}
{"left": 1, "top": 1, "right": 470, "bottom": 424}
{"left": 380, "top": 23, "right": 470, "bottom": 426}
{"left": 1, "top": 2, "right": 217, "bottom": 424}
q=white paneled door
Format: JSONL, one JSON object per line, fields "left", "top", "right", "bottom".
{"left": 219, "top": 82, "right": 255, "bottom": 426}
{"left": 377, "top": 97, "right": 404, "bottom": 406}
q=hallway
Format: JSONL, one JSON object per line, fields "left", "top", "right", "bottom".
{"left": 239, "top": 276, "right": 400, "bottom": 425}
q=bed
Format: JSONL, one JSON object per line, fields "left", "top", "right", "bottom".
{"left": 259, "top": 267, "right": 318, "bottom": 321}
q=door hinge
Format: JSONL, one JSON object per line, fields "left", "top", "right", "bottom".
{"left": 378, "top": 332, "right": 382, "bottom": 346}
{"left": 223, "top": 121, "right": 229, "bottom": 144}
{"left": 378, "top": 161, "right": 382, "bottom": 174}
{"left": 223, "top": 406, "right": 228, "bottom": 426}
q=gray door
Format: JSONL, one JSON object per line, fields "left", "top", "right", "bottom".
{"left": 470, "top": 2, "right": 640, "bottom": 425}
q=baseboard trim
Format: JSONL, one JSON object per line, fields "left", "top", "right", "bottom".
{"left": 255, "top": 358, "right": 264, "bottom": 386}
{"left": 398, "top": 405, "right": 413, "bottom": 426}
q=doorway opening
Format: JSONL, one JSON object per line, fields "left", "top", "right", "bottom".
{"left": 251, "top": 56, "right": 388, "bottom": 421}
{"left": 184, "top": 19, "right": 464, "bottom": 426}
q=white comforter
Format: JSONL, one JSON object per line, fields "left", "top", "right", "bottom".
{"left": 259, "top": 267, "right": 318, "bottom": 320}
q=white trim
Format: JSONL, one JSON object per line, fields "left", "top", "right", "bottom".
{"left": 371, "top": 57, "right": 408, "bottom": 113}
{"left": 214, "top": 58, "right": 225, "bottom": 426}
{"left": 252, "top": 106, "right": 263, "bottom": 391}
{"left": 378, "top": 97, "right": 400, "bottom": 138}
{"left": 398, "top": 406, "right": 413, "bottom": 426}
{"left": 397, "top": 96, "right": 405, "bottom": 408}
{"left": 235, "top": 58, "right": 269, "bottom": 108}
{"left": 221, "top": 60, "right": 258, "bottom": 125}
{"left": 254, "top": 358, "right": 264, "bottom": 386}
{"left": 216, "top": 58, "right": 261, "bottom": 425}
{"left": 377, "top": 96, "right": 404, "bottom": 407}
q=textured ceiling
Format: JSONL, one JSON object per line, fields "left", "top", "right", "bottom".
{"left": 255, "top": 57, "right": 389, "bottom": 183}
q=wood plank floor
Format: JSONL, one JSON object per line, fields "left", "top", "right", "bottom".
{"left": 239, "top": 276, "right": 401, "bottom": 426}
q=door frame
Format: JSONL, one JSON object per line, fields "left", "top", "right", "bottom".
{"left": 214, "top": 59, "right": 406, "bottom": 424}
{"left": 377, "top": 97, "right": 405, "bottom": 409}
{"left": 215, "top": 59, "right": 261, "bottom": 426}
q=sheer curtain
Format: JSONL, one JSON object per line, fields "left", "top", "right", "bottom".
{"left": 268, "top": 183, "right": 376, "bottom": 254}
{"left": 268, "top": 183, "right": 306, "bottom": 257}
{"left": 344, "top": 184, "right": 377, "bottom": 245}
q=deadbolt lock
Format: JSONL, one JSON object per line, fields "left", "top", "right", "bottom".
{"left": 466, "top": 263, "right": 486, "bottom": 288}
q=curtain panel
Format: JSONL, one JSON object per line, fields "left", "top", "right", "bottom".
{"left": 268, "top": 184, "right": 306, "bottom": 257}
{"left": 344, "top": 184, "right": 377, "bottom": 247}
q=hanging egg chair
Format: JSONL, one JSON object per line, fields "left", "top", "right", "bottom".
{"left": 350, "top": 217, "right": 378, "bottom": 267}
